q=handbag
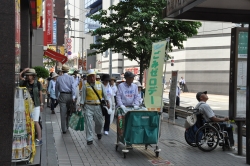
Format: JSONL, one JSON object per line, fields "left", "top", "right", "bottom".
{"left": 69, "top": 111, "right": 84, "bottom": 131}
{"left": 90, "top": 85, "right": 108, "bottom": 116}
{"left": 184, "top": 103, "right": 204, "bottom": 129}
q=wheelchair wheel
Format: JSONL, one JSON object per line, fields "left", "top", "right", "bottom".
{"left": 195, "top": 125, "right": 219, "bottom": 152}
{"left": 184, "top": 130, "right": 197, "bottom": 147}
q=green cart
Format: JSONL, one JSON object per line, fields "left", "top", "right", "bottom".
{"left": 115, "top": 108, "right": 161, "bottom": 158}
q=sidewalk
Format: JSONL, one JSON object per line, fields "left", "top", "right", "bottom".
{"left": 41, "top": 105, "right": 247, "bottom": 166}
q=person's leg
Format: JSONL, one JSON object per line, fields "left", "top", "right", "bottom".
{"left": 47, "top": 94, "right": 50, "bottom": 107}
{"left": 84, "top": 104, "right": 94, "bottom": 143}
{"left": 219, "top": 123, "right": 234, "bottom": 146}
{"left": 58, "top": 94, "right": 68, "bottom": 133}
{"left": 32, "top": 107, "right": 42, "bottom": 145}
{"left": 104, "top": 113, "right": 111, "bottom": 133}
{"left": 175, "top": 96, "right": 180, "bottom": 119}
{"left": 93, "top": 105, "right": 104, "bottom": 137}
{"left": 50, "top": 98, "right": 55, "bottom": 114}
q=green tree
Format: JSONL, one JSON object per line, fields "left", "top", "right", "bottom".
{"left": 89, "top": 0, "right": 201, "bottom": 83}
{"left": 33, "top": 66, "right": 49, "bottom": 78}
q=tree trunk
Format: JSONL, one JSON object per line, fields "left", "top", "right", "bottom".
{"left": 139, "top": 60, "right": 143, "bottom": 84}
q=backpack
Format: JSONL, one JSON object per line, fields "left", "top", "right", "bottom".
{"left": 184, "top": 104, "right": 204, "bottom": 145}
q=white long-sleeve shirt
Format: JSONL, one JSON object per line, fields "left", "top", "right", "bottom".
{"left": 116, "top": 82, "right": 139, "bottom": 107}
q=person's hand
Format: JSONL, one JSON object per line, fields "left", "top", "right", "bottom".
{"left": 121, "top": 105, "right": 126, "bottom": 110}
{"left": 134, "top": 105, "right": 139, "bottom": 110}
{"left": 224, "top": 117, "right": 229, "bottom": 121}
{"left": 106, "top": 101, "right": 110, "bottom": 109}
{"left": 40, "top": 105, "right": 44, "bottom": 112}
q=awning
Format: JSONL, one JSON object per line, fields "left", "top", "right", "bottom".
{"left": 44, "top": 49, "right": 68, "bottom": 64}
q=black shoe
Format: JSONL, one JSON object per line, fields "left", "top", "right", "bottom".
{"left": 87, "top": 141, "right": 93, "bottom": 145}
{"left": 62, "top": 131, "right": 66, "bottom": 134}
{"left": 97, "top": 134, "right": 102, "bottom": 140}
{"left": 51, "top": 110, "right": 55, "bottom": 114}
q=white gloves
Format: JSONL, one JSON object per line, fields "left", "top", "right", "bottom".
{"left": 134, "top": 105, "right": 139, "bottom": 110}
{"left": 121, "top": 105, "right": 126, "bottom": 110}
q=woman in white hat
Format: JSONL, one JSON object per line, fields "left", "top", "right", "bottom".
{"left": 48, "top": 72, "right": 59, "bottom": 114}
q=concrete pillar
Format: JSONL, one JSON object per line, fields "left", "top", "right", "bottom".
{"left": 20, "top": 0, "right": 30, "bottom": 68}
{"left": 0, "top": 1, "right": 16, "bottom": 165}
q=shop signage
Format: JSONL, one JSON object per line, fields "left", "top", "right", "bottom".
{"left": 144, "top": 40, "right": 167, "bottom": 111}
{"left": 46, "top": 0, "right": 53, "bottom": 44}
{"left": 53, "top": 19, "right": 57, "bottom": 44}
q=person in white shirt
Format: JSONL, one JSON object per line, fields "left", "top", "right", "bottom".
{"left": 101, "top": 74, "right": 115, "bottom": 135}
{"left": 179, "top": 77, "right": 186, "bottom": 92}
{"left": 110, "top": 77, "right": 117, "bottom": 103}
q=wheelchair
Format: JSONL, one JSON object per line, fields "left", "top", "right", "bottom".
{"left": 184, "top": 107, "right": 231, "bottom": 152}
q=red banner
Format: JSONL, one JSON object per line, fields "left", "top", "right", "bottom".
{"left": 46, "top": 0, "right": 53, "bottom": 44}
{"left": 44, "top": 49, "right": 68, "bottom": 64}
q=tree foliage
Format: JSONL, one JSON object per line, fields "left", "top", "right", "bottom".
{"left": 89, "top": 0, "right": 201, "bottom": 81}
{"left": 33, "top": 66, "right": 49, "bottom": 78}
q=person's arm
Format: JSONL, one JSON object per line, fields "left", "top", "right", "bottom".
{"left": 133, "top": 86, "right": 140, "bottom": 106}
{"left": 55, "top": 78, "right": 59, "bottom": 98}
{"left": 71, "top": 77, "right": 76, "bottom": 100}
{"left": 116, "top": 84, "right": 124, "bottom": 107}
{"left": 38, "top": 82, "right": 44, "bottom": 111}
{"left": 47, "top": 81, "right": 52, "bottom": 94}
{"left": 101, "top": 84, "right": 110, "bottom": 108}
{"left": 210, "top": 116, "right": 229, "bottom": 122}
{"left": 80, "top": 83, "right": 86, "bottom": 106}
{"left": 19, "top": 68, "right": 29, "bottom": 80}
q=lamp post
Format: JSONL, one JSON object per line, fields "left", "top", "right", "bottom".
{"left": 71, "top": 36, "right": 85, "bottom": 72}
{"left": 53, "top": 16, "right": 79, "bottom": 69}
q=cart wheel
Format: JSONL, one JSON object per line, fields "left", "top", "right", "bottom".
{"left": 123, "top": 153, "right": 126, "bottom": 158}
{"left": 116, "top": 145, "right": 118, "bottom": 151}
{"left": 145, "top": 144, "right": 148, "bottom": 150}
{"left": 155, "top": 152, "right": 159, "bottom": 157}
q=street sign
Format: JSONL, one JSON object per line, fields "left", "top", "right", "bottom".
{"left": 67, "top": 51, "right": 72, "bottom": 55}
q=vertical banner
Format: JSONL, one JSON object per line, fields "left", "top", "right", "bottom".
{"left": 15, "top": 0, "right": 21, "bottom": 86}
{"left": 53, "top": 19, "right": 57, "bottom": 44}
{"left": 168, "top": 71, "right": 178, "bottom": 122}
{"left": 46, "top": 0, "right": 53, "bottom": 44}
{"left": 36, "top": 0, "right": 42, "bottom": 27}
{"left": 144, "top": 41, "right": 167, "bottom": 111}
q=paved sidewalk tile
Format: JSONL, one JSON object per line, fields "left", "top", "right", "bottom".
{"left": 46, "top": 106, "right": 246, "bottom": 166}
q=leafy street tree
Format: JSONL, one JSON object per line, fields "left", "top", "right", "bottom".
{"left": 89, "top": 0, "right": 201, "bottom": 83}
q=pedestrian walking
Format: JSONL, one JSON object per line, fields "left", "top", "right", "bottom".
{"left": 116, "top": 71, "right": 140, "bottom": 110}
{"left": 19, "top": 68, "right": 43, "bottom": 146}
{"left": 110, "top": 77, "right": 117, "bottom": 104}
{"left": 46, "top": 72, "right": 53, "bottom": 107}
{"left": 134, "top": 81, "right": 144, "bottom": 105}
{"left": 179, "top": 77, "right": 186, "bottom": 92}
{"left": 80, "top": 69, "right": 109, "bottom": 145}
{"left": 96, "top": 75, "right": 101, "bottom": 81}
{"left": 47, "top": 72, "right": 59, "bottom": 114}
{"left": 175, "top": 84, "right": 181, "bottom": 119}
{"left": 55, "top": 65, "right": 76, "bottom": 134}
{"left": 102, "top": 74, "right": 115, "bottom": 135}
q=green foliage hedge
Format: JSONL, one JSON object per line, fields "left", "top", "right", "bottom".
{"left": 33, "top": 66, "right": 49, "bottom": 78}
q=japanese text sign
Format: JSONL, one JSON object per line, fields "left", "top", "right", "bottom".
{"left": 144, "top": 40, "right": 167, "bottom": 111}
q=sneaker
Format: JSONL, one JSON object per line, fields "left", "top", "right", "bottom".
{"left": 35, "top": 139, "right": 43, "bottom": 146}
{"left": 104, "top": 131, "right": 109, "bottom": 135}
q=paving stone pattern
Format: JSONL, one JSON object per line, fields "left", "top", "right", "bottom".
{"left": 43, "top": 106, "right": 246, "bottom": 166}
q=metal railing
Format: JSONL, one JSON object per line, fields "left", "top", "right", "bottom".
{"left": 162, "top": 102, "right": 246, "bottom": 136}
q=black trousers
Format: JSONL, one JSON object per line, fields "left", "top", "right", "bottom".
{"left": 104, "top": 113, "right": 110, "bottom": 131}
{"left": 219, "top": 123, "right": 234, "bottom": 146}
{"left": 50, "top": 98, "right": 58, "bottom": 111}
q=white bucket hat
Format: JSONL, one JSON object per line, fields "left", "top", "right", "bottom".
{"left": 51, "top": 72, "right": 58, "bottom": 78}
{"left": 87, "top": 69, "right": 96, "bottom": 76}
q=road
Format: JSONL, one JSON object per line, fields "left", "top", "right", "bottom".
{"left": 163, "top": 90, "right": 229, "bottom": 117}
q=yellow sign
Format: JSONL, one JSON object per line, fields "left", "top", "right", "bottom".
{"left": 36, "top": 0, "right": 42, "bottom": 27}
{"left": 144, "top": 40, "right": 167, "bottom": 111}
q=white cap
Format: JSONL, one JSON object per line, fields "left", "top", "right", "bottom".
{"left": 96, "top": 75, "right": 100, "bottom": 79}
{"left": 134, "top": 81, "right": 142, "bottom": 87}
{"left": 87, "top": 69, "right": 96, "bottom": 76}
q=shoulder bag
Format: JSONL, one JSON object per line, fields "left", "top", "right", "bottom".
{"left": 90, "top": 85, "right": 108, "bottom": 116}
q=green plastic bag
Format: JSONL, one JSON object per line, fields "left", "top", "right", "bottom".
{"left": 69, "top": 111, "right": 84, "bottom": 131}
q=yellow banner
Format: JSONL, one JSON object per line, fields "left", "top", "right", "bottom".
{"left": 144, "top": 41, "right": 167, "bottom": 111}
{"left": 36, "top": 0, "right": 42, "bottom": 27}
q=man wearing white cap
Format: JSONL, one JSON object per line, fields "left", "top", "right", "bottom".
{"left": 80, "top": 69, "right": 109, "bottom": 145}
{"left": 55, "top": 65, "right": 76, "bottom": 134}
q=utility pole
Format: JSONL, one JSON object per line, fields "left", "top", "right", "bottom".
{"left": 109, "top": 0, "right": 113, "bottom": 76}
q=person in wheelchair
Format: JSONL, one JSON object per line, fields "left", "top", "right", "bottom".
{"left": 195, "top": 91, "right": 234, "bottom": 147}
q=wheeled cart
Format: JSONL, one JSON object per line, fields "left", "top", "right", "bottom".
{"left": 115, "top": 108, "right": 161, "bottom": 158}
